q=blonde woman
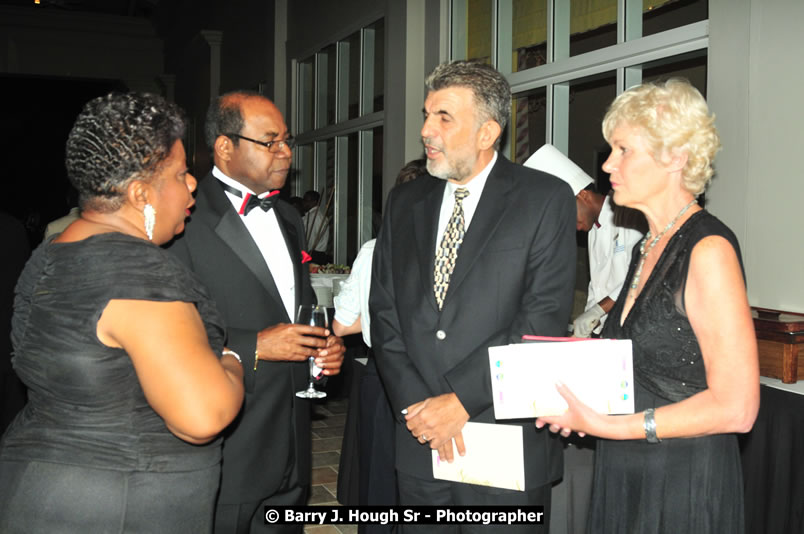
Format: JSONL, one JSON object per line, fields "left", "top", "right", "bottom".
{"left": 537, "top": 79, "right": 759, "bottom": 533}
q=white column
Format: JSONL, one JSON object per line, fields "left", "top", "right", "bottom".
{"left": 273, "top": 0, "right": 288, "bottom": 116}
{"left": 200, "top": 30, "right": 223, "bottom": 101}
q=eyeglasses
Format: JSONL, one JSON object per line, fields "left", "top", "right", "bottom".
{"left": 224, "top": 133, "right": 296, "bottom": 152}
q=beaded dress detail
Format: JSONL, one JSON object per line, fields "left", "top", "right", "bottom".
{"left": 587, "top": 211, "right": 746, "bottom": 534}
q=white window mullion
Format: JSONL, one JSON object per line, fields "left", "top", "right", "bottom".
{"left": 451, "top": 0, "right": 468, "bottom": 61}
{"left": 496, "top": 0, "right": 513, "bottom": 74}
{"left": 620, "top": 0, "right": 644, "bottom": 93}
{"left": 624, "top": 0, "right": 643, "bottom": 42}
{"left": 361, "top": 27, "right": 376, "bottom": 115}
{"left": 336, "top": 41, "right": 349, "bottom": 123}
{"left": 551, "top": 83, "right": 570, "bottom": 153}
{"left": 333, "top": 136, "right": 348, "bottom": 264}
{"left": 358, "top": 129, "right": 374, "bottom": 247}
{"left": 552, "top": 0, "right": 570, "bottom": 62}
{"left": 509, "top": 21, "right": 709, "bottom": 94}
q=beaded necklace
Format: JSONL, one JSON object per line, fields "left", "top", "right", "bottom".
{"left": 628, "top": 198, "right": 697, "bottom": 295}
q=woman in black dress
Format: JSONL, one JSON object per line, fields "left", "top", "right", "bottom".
{"left": 537, "top": 79, "right": 759, "bottom": 533}
{"left": 0, "top": 92, "right": 244, "bottom": 533}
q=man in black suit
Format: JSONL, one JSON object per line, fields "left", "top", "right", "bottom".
{"left": 167, "top": 91, "right": 345, "bottom": 534}
{"left": 370, "top": 61, "right": 576, "bottom": 532}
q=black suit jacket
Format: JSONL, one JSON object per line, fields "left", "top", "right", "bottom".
{"left": 166, "top": 172, "right": 314, "bottom": 505}
{"left": 370, "top": 156, "right": 576, "bottom": 489}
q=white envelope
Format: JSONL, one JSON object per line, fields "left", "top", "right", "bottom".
{"left": 488, "top": 338, "right": 634, "bottom": 418}
{"left": 431, "top": 422, "right": 525, "bottom": 491}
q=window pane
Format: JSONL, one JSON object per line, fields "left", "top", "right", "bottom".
{"left": 298, "top": 57, "right": 314, "bottom": 133}
{"left": 319, "top": 44, "right": 337, "bottom": 127}
{"left": 569, "top": 0, "right": 618, "bottom": 58}
{"left": 567, "top": 72, "right": 617, "bottom": 192}
{"left": 324, "top": 137, "right": 335, "bottom": 219}
{"left": 512, "top": 0, "right": 547, "bottom": 73}
{"left": 567, "top": 72, "right": 616, "bottom": 304}
{"left": 454, "top": 0, "right": 493, "bottom": 63}
{"left": 365, "top": 19, "right": 385, "bottom": 114}
{"left": 643, "top": 0, "right": 707, "bottom": 38}
{"left": 346, "top": 132, "right": 359, "bottom": 263}
{"left": 641, "top": 50, "right": 708, "bottom": 96}
{"left": 640, "top": 50, "right": 708, "bottom": 202}
{"left": 294, "top": 143, "right": 314, "bottom": 195}
{"left": 510, "top": 88, "right": 547, "bottom": 165}
{"left": 372, "top": 126, "right": 384, "bottom": 233}
{"left": 345, "top": 31, "right": 361, "bottom": 120}
{"left": 309, "top": 139, "right": 335, "bottom": 256}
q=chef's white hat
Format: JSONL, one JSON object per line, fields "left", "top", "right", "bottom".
{"left": 524, "top": 143, "right": 594, "bottom": 196}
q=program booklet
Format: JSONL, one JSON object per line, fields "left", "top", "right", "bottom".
{"left": 488, "top": 337, "right": 634, "bottom": 418}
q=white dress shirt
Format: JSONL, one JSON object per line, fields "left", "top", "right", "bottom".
{"left": 303, "top": 205, "right": 330, "bottom": 252}
{"left": 434, "top": 151, "right": 496, "bottom": 255}
{"left": 333, "top": 239, "right": 375, "bottom": 348}
{"left": 586, "top": 197, "right": 644, "bottom": 331}
{"left": 212, "top": 166, "right": 296, "bottom": 321}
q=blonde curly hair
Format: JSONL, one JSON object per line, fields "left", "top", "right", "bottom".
{"left": 602, "top": 78, "right": 720, "bottom": 196}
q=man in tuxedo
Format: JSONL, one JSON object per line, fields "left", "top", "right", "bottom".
{"left": 370, "top": 60, "right": 576, "bottom": 532}
{"left": 167, "top": 91, "right": 345, "bottom": 534}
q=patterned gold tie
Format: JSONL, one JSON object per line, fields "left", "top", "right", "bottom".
{"left": 434, "top": 188, "right": 470, "bottom": 310}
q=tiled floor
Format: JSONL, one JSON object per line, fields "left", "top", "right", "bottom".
{"left": 305, "top": 397, "right": 357, "bottom": 534}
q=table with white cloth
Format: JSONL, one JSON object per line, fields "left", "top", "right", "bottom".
{"left": 310, "top": 273, "right": 349, "bottom": 308}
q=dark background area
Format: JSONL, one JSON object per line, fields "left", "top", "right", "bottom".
{"left": 0, "top": 0, "right": 277, "bottom": 248}
{"left": 0, "top": 74, "right": 127, "bottom": 244}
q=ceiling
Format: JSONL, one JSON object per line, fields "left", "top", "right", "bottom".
{"left": 1, "top": 0, "right": 161, "bottom": 18}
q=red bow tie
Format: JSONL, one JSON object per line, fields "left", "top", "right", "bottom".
{"left": 218, "top": 180, "right": 280, "bottom": 215}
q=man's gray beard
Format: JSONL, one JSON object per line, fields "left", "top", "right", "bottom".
{"left": 426, "top": 155, "right": 474, "bottom": 182}
{"left": 426, "top": 159, "right": 450, "bottom": 181}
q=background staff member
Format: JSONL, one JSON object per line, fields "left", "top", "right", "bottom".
{"left": 525, "top": 144, "right": 645, "bottom": 338}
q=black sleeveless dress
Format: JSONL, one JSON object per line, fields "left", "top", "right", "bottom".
{"left": 0, "top": 233, "right": 226, "bottom": 533}
{"left": 588, "top": 211, "right": 746, "bottom": 534}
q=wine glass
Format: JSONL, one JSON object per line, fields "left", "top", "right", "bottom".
{"left": 295, "top": 304, "right": 328, "bottom": 399}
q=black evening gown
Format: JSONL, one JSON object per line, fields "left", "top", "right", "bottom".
{"left": 588, "top": 211, "right": 746, "bottom": 534}
{"left": 0, "top": 233, "right": 226, "bottom": 533}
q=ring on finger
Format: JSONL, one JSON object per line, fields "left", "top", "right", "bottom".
{"left": 422, "top": 435, "right": 428, "bottom": 441}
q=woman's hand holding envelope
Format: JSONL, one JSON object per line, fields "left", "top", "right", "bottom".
{"left": 534, "top": 381, "right": 596, "bottom": 438}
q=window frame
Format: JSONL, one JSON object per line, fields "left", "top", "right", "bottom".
{"left": 450, "top": 0, "right": 708, "bottom": 155}
{"left": 290, "top": 17, "right": 385, "bottom": 264}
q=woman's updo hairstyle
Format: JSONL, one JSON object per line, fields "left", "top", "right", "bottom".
{"left": 65, "top": 92, "right": 186, "bottom": 212}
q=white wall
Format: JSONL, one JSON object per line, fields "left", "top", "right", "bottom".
{"left": 708, "top": 0, "right": 804, "bottom": 313}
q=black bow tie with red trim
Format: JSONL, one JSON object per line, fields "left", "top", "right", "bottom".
{"left": 218, "top": 181, "right": 280, "bottom": 215}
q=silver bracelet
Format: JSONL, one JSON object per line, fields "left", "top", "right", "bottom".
{"left": 222, "top": 349, "right": 242, "bottom": 364}
{"left": 643, "top": 408, "right": 661, "bottom": 444}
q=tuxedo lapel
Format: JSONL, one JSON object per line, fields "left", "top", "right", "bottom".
{"left": 196, "top": 175, "right": 288, "bottom": 318}
{"left": 412, "top": 178, "right": 446, "bottom": 313}
{"left": 443, "top": 159, "right": 514, "bottom": 303}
